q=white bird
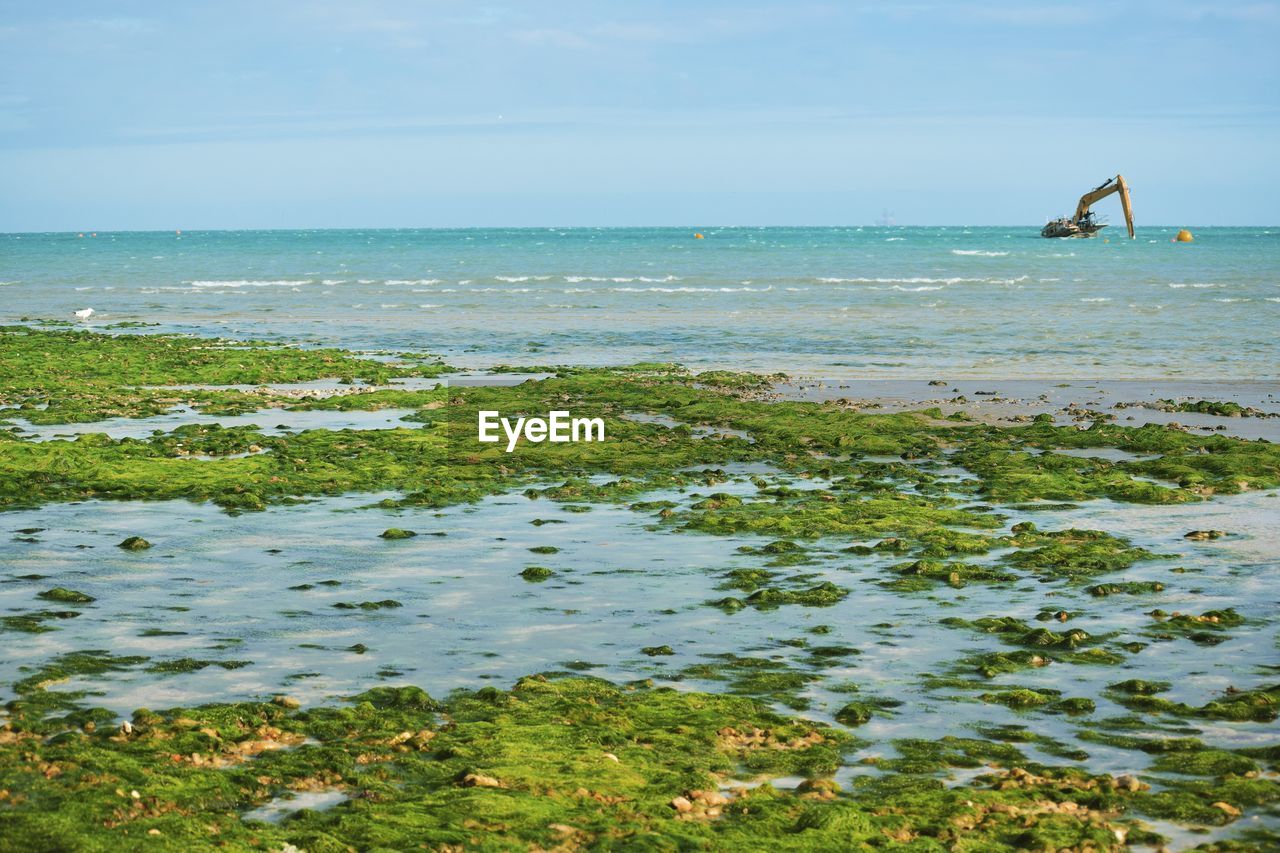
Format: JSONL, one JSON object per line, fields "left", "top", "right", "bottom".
{"left": 74, "top": 308, "right": 94, "bottom": 319}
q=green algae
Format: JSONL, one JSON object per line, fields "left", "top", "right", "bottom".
{"left": 519, "top": 566, "right": 555, "bottom": 582}
{"left": 675, "top": 490, "right": 1003, "bottom": 546}
{"left": 5, "top": 669, "right": 1272, "bottom": 848}
{"left": 834, "top": 702, "right": 875, "bottom": 725}
{"left": 950, "top": 439, "right": 1191, "bottom": 505}
{"left": 1112, "top": 684, "right": 1280, "bottom": 723}
{"left": 947, "top": 642, "right": 1125, "bottom": 682}
{"left": 1162, "top": 399, "right": 1251, "bottom": 417}
{"left": 1, "top": 609, "right": 81, "bottom": 634}
{"left": 1004, "top": 527, "right": 1167, "bottom": 582}
{"left": 5, "top": 328, "right": 1278, "bottom": 524}
{"left": 35, "top": 587, "right": 95, "bottom": 604}
{"left": 1144, "top": 607, "right": 1248, "bottom": 646}
{"left": 1106, "top": 679, "right": 1172, "bottom": 696}
{"left": 979, "top": 688, "right": 1062, "bottom": 709}
{"left": 970, "top": 724, "right": 1090, "bottom": 762}
{"left": 941, "top": 615, "right": 1113, "bottom": 651}
{"left": 0, "top": 327, "right": 448, "bottom": 425}
{"left": 331, "top": 600, "right": 403, "bottom": 611}
{"left": 1138, "top": 776, "right": 1280, "bottom": 827}
{"left": 378, "top": 527, "right": 417, "bottom": 539}
{"left": 117, "top": 536, "right": 152, "bottom": 551}
{"left": 0, "top": 676, "right": 856, "bottom": 849}
{"left": 678, "top": 654, "right": 820, "bottom": 711}
{"left": 874, "top": 736, "right": 1026, "bottom": 773}
{"left": 1086, "top": 580, "right": 1166, "bottom": 597}
{"left": 7, "top": 650, "right": 152, "bottom": 716}
{"left": 833, "top": 696, "right": 901, "bottom": 726}
{"left": 1016, "top": 419, "right": 1280, "bottom": 495}
{"left": 4, "top": 328, "right": 1280, "bottom": 846}
{"left": 146, "top": 658, "right": 253, "bottom": 674}
{"left": 887, "top": 558, "right": 1018, "bottom": 588}
{"left": 1150, "top": 748, "right": 1259, "bottom": 776}
{"left": 527, "top": 545, "right": 560, "bottom": 554}
{"left": 717, "top": 567, "right": 778, "bottom": 592}
{"left": 709, "top": 581, "right": 849, "bottom": 612}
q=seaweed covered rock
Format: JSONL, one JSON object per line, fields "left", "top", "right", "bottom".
{"left": 36, "top": 587, "right": 95, "bottom": 604}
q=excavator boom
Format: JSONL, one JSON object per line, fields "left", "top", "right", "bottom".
{"left": 1042, "top": 174, "right": 1135, "bottom": 238}
{"left": 1072, "top": 174, "right": 1134, "bottom": 238}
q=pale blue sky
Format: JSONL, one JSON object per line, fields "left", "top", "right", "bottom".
{"left": 1, "top": 1, "right": 1277, "bottom": 229}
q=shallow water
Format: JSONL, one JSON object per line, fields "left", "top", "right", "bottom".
{"left": 4, "top": 226, "right": 1278, "bottom": 376}
{"left": 776, "top": 378, "right": 1280, "bottom": 439}
{"left": 241, "top": 790, "right": 348, "bottom": 825}
{"left": 3, "top": 470, "right": 1276, "bottom": 794}
{"left": 5, "top": 406, "right": 423, "bottom": 442}
{"left": 4, "top": 226, "right": 1280, "bottom": 844}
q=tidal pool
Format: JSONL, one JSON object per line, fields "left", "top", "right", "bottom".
{"left": 3, "top": 464, "right": 1276, "bottom": 801}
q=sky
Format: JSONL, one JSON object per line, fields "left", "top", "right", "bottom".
{"left": 1, "top": 1, "right": 1277, "bottom": 230}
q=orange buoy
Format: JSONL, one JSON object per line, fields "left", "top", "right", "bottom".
{"left": 1175, "top": 229, "right": 1194, "bottom": 242}
{"left": 694, "top": 233, "right": 704, "bottom": 239}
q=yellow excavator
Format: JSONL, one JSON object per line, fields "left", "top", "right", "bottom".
{"left": 1041, "top": 175, "right": 1134, "bottom": 238}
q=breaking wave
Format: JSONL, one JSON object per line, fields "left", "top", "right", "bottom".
{"left": 186, "top": 279, "right": 313, "bottom": 288}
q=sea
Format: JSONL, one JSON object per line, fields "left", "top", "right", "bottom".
{"left": 3, "top": 225, "right": 1277, "bottom": 377}
{"left": 4, "top": 226, "right": 1280, "bottom": 845}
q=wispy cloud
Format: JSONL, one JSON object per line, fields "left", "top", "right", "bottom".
{"left": 510, "top": 27, "right": 593, "bottom": 50}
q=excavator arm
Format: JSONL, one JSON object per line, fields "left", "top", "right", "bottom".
{"left": 1073, "top": 174, "right": 1135, "bottom": 238}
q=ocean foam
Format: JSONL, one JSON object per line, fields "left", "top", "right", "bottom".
{"left": 564, "top": 275, "right": 680, "bottom": 283}
{"left": 187, "top": 279, "right": 313, "bottom": 288}
{"left": 951, "top": 250, "right": 1009, "bottom": 256}
{"left": 614, "top": 285, "right": 773, "bottom": 293}
{"left": 816, "top": 276, "right": 983, "bottom": 285}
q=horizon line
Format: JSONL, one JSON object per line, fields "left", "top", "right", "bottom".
{"left": 4, "top": 224, "right": 1270, "bottom": 236}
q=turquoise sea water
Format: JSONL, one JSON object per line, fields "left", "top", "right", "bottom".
{"left": 3, "top": 226, "right": 1278, "bottom": 376}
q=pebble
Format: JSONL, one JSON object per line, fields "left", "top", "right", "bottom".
{"left": 1115, "top": 775, "right": 1143, "bottom": 792}
{"left": 460, "top": 773, "right": 504, "bottom": 789}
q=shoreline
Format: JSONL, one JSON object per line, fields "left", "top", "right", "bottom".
{"left": 2, "top": 326, "right": 1278, "bottom": 849}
